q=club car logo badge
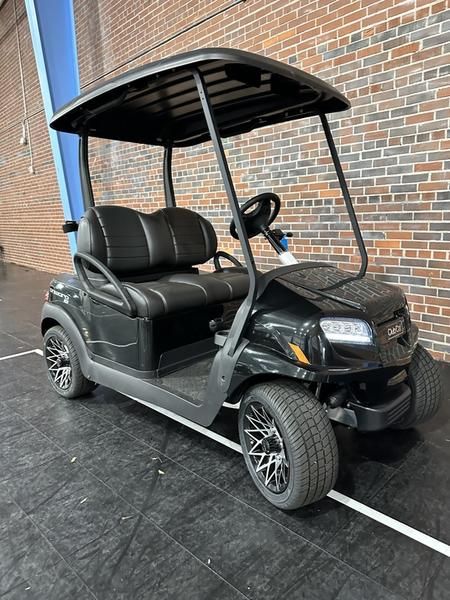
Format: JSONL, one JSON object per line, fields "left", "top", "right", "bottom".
{"left": 386, "top": 319, "right": 405, "bottom": 340}
{"left": 51, "top": 288, "right": 70, "bottom": 304}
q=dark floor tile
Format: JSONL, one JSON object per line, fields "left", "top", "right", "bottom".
{"left": 5, "top": 455, "right": 139, "bottom": 558}
{"left": 333, "top": 424, "right": 398, "bottom": 502}
{"left": 4, "top": 386, "right": 112, "bottom": 450}
{"left": 11, "top": 351, "right": 46, "bottom": 377}
{"left": 1, "top": 561, "right": 94, "bottom": 600}
{"left": 0, "top": 414, "right": 63, "bottom": 482}
{"left": 164, "top": 423, "right": 244, "bottom": 483}
{"left": 0, "top": 372, "right": 43, "bottom": 402}
{"left": 5, "top": 386, "right": 92, "bottom": 420}
{"left": 32, "top": 409, "right": 114, "bottom": 451}
{"left": 0, "top": 409, "right": 33, "bottom": 439}
{"left": 325, "top": 571, "right": 404, "bottom": 600}
{"left": 333, "top": 423, "right": 424, "bottom": 469}
{"left": 0, "top": 360, "right": 26, "bottom": 386}
{"left": 67, "top": 516, "right": 245, "bottom": 600}
{"left": 279, "top": 560, "right": 404, "bottom": 600}
{"left": 0, "top": 332, "right": 33, "bottom": 357}
{"left": 0, "top": 486, "right": 62, "bottom": 596}
{"left": 71, "top": 429, "right": 217, "bottom": 527}
{"left": 3, "top": 324, "right": 43, "bottom": 349}
{"left": 421, "top": 554, "right": 450, "bottom": 600}
{"left": 5, "top": 451, "right": 243, "bottom": 600}
{"left": 369, "top": 441, "right": 450, "bottom": 545}
{"left": 161, "top": 487, "right": 400, "bottom": 600}
{"left": 81, "top": 387, "right": 181, "bottom": 450}
{"left": 7, "top": 388, "right": 115, "bottom": 451}
{"left": 334, "top": 454, "right": 396, "bottom": 502}
{"left": 327, "top": 512, "right": 444, "bottom": 600}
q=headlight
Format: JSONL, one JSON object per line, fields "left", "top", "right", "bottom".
{"left": 320, "top": 318, "right": 373, "bottom": 345}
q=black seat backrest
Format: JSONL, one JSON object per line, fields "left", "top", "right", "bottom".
{"left": 77, "top": 205, "right": 217, "bottom": 276}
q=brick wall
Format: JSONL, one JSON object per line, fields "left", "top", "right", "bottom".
{"left": 0, "top": 0, "right": 71, "bottom": 273}
{"left": 0, "top": 0, "right": 449, "bottom": 360}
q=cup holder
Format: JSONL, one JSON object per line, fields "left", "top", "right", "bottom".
{"left": 214, "top": 330, "right": 229, "bottom": 347}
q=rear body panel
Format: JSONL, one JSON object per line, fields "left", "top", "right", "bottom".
{"left": 45, "top": 273, "right": 239, "bottom": 377}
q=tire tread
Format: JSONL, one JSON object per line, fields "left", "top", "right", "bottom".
{"left": 395, "top": 344, "right": 442, "bottom": 429}
{"left": 239, "top": 379, "right": 338, "bottom": 510}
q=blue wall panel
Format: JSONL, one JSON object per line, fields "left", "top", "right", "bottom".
{"left": 24, "top": 0, "right": 82, "bottom": 254}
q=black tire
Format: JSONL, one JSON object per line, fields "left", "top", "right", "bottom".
{"left": 394, "top": 344, "right": 442, "bottom": 429}
{"left": 238, "top": 379, "right": 338, "bottom": 510}
{"left": 43, "top": 326, "right": 96, "bottom": 399}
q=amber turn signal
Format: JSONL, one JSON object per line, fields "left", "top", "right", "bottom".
{"left": 288, "top": 342, "right": 310, "bottom": 365}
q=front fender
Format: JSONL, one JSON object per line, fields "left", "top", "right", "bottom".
{"left": 228, "top": 342, "right": 408, "bottom": 400}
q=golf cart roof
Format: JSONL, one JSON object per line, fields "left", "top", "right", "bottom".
{"left": 50, "top": 48, "right": 350, "bottom": 148}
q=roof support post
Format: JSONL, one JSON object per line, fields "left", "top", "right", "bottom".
{"left": 320, "top": 114, "right": 368, "bottom": 277}
{"left": 79, "top": 133, "right": 95, "bottom": 209}
{"left": 163, "top": 146, "right": 176, "bottom": 207}
{"left": 192, "top": 68, "right": 257, "bottom": 356}
{"left": 24, "top": 0, "right": 83, "bottom": 255}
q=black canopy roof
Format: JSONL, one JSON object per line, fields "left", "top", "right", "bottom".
{"left": 50, "top": 48, "right": 350, "bottom": 147}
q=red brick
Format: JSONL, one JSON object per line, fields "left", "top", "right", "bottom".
{"left": 1, "top": 0, "right": 449, "bottom": 360}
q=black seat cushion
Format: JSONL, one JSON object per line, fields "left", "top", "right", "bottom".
{"left": 100, "top": 271, "right": 249, "bottom": 318}
{"left": 77, "top": 205, "right": 217, "bottom": 277}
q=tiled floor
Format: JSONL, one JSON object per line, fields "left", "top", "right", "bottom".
{"left": 0, "top": 262, "right": 449, "bottom": 600}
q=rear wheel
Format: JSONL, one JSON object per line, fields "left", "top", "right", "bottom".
{"left": 394, "top": 344, "right": 442, "bottom": 429}
{"left": 238, "top": 379, "right": 338, "bottom": 510}
{"left": 43, "top": 326, "right": 96, "bottom": 399}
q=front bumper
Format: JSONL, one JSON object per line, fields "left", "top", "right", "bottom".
{"left": 328, "top": 383, "right": 411, "bottom": 431}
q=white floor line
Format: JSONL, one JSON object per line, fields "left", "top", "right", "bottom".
{"left": 4, "top": 352, "right": 450, "bottom": 557}
{"left": 328, "top": 490, "right": 450, "bottom": 557}
{"left": 125, "top": 394, "right": 243, "bottom": 453}
{"left": 0, "top": 349, "right": 41, "bottom": 361}
{"left": 127, "top": 393, "right": 450, "bottom": 558}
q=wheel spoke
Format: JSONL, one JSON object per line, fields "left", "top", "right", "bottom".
{"left": 245, "top": 415, "right": 271, "bottom": 435}
{"left": 256, "top": 457, "right": 270, "bottom": 473}
{"left": 245, "top": 414, "right": 267, "bottom": 431}
{"left": 264, "top": 456, "right": 276, "bottom": 486}
{"left": 243, "top": 401, "right": 290, "bottom": 494}
{"left": 273, "top": 465, "right": 280, "bottom": 489}
{"left": 45, "top": 336, "right": 72, "bottom": 390}
{"left": 243, "top": 428, "right": 263, "bottom": 443}
{"left": 251, "top": 406, "right": 273, "bottom": 428}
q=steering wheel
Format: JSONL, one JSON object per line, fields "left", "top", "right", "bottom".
{"left": 213, "top": 250, "right": 244, "bottom": 272}
{"left": 230, "top": 192, "right": 281, "bottom": 240}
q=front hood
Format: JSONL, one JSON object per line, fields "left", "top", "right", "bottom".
{"left": 274, "top": 265, "right": 406, "bottom": 325}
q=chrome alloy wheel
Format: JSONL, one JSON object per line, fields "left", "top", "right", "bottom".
{"left": 242, "top": 402, "right": 289, "bottom": 493}
{"left": 45, "top": 336, "right": 72, "bottom": 390}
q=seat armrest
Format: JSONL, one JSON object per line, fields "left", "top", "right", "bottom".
{"left": 74, "top": 252, "right": 137, "bottom": 317}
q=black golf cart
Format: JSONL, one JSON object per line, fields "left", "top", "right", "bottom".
{"left": 42, "top": 48, "right": 441, "bottom": 510}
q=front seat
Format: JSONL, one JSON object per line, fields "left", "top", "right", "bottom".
{"left": 76, "top": 205, "right": 249, "bottom": 318}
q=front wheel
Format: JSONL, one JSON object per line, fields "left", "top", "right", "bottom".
{"left": 43, "top": 326, "right": 96, "bottom": 399}
{"left": 393, "top": 344, "right": 442, "bottom": 429}
{"left": 238, "top": 379, "right": 338, "bottom": 510}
